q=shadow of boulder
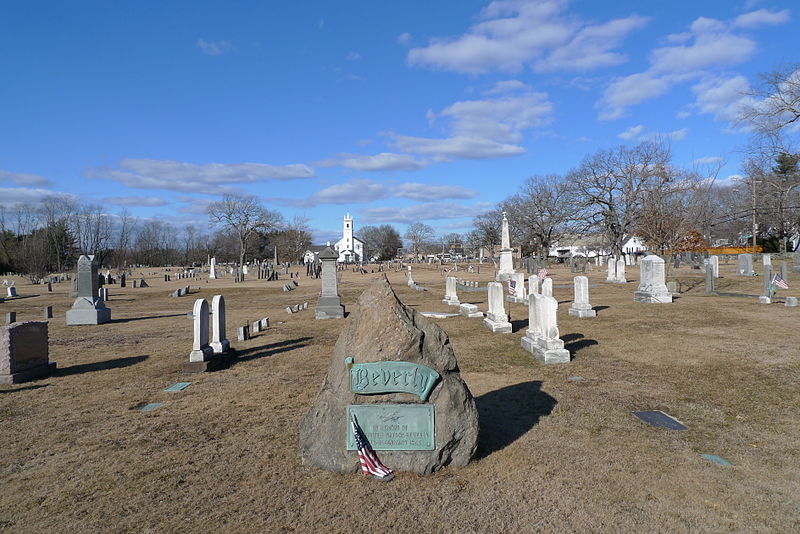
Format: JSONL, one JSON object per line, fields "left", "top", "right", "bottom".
{"left": 474, "top": 380, "right": 557, "bottom": 458}
{"left": 56, "top": 355, "right": 149, "bottom": 376}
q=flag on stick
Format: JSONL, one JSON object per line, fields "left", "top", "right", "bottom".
{"left": 507, "top": 279, "right": 517, "bottom": 295}
{"left": 538, "top": 268, "right": 548, "bottom": 282}
{"left": 351, "top": 414, "right": 394, "bottom": 480}
{"left": 772, "top": 273, "right": 789, "bottom": 290}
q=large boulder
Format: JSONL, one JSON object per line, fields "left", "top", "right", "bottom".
{"left": 299, "top": 275, "right": 479, "bottom": 475}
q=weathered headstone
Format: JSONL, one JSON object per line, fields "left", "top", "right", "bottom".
{"left": 634, "top": 255, "right": 673, "bottom": 303}
{"left": 458, "top": 303, "right": 483, "bottom": 318}
{"left": 785, "top": 296, "right": 798, "bottom": 307}
{"left": 209, "top": 257, "right": 217, "bottom": 279}
{"left": 737, "top": 254, "right": 754, "bottom": 276}
{"left": 762, "top": 254, "right": 771, "bottom": 267}
{"left": 237, "top": 325, "right": 249, "bottom": 341}
{"left": 705, "top": 267, "right": 714, "bottom": 294}
{"left": 0, "top": 321, "right": 55, "bottom": 384}
{"left": 506, "top": 272, "right": 526, "bottom": 303}
{"left": 6, "top": 287, "right": 17, "bottom": 298}
{"left": 442, "top": 276, "right": 460, "bottom": 306}
{"left": 521, "top": 294, "right": 570, "bottom": 363}
{"left": 299, "top": 276, "right": 479, "bottom": 475}
{"left": 780, "top": 261, "right": 788, "bottom": 283}
{"left": 187, "top": 298, "right": 214, "bottom": 363}
{"left": 483, "top": 282, "right": 512, "bottom": 333}
{"left": 119, "top": 273, "right": 126, "bottom": 288}
{"left": 528, "top": 275, "right": 539, "bottom": 296}
{"left": 66, "top": 255, "right": 112, "bottom": 325}
{"left": 43, "top": 306, "right": 53, "bottom": 319}
{"left": 540, "top": 277, "right": 553, "bottom": 298}
{"left": 210, "top": 295, "right": 230, "bottom": 354}
{"left": 5, "top": 312, "right": 16, "bottom": 325}
{"left": 315, "top": 246, "right": 345, "bottom": 319}
{"left": 760, "top": 264, "right": 773, "bottom": 304}
{"left": 708, "top": 255, "right": 719, "bottom": 278}
{"left": 568, "top": 276, "right": 596, "bottom": 318}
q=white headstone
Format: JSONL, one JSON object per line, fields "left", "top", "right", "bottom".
{"left": 507, "top": 272, "right": 526, "bottom": 303}
{"left": 189, "top": 298, "right": 214, "bottom": 362}
{"left": 483, "top": 282, "right": 512, "bottom": 333}
{"left": 528, "top": 276, "right": 539, "bottom": 296}
{"left": 737, "top": 254, "right": 753, "bottom": 276}
{"left": 540, "top": 277, "right": 553, "bottom": 297}
{"left": 6, "top": 287, "right": 16, "bottom": 298}
{"left": 568, "top": 276, "right": 596, "bottom": 317}
{"left": 521, "top": 294, "right": 570, "bottom": 363}
{"left": 709, "top": 255, "right": 719, "bottom": 278}
{"left": 762, "top": 254, "right": 771, "bottom": 267}
{"left": 496, "top": 212, "right": 515, "bottom": 281}
{"left": 442, "top": 276, "right": 460, "bottom": 306}
{"left": 634, "top": 255, "right": 673, "bottom": 303}
{"left": 209, "top": 257, "right": 217, "bottom": 279}
{"left": 210, "top": 295, "right": 230, "bottom": 354}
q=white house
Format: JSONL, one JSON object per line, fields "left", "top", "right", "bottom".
{"left": 621, "top": 236, "right": 647, "bottom": 254}
{"left": 334, "top": 213, "right": 364, "bottom": 263}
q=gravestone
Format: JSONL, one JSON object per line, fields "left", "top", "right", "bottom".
{"left": 708, "top": 255, "right": 719, "bottom": 278}
{"left": 43, "top": 306, "right": 53, "bottom": 319}
{"left": 762, "top": 254, "right": 771, "bottom": 267}
{"left": 6, "top": 286, "right": 16, "bottom": 298}
{"left": 210, "top": 295, "right": 230, "bottom": 354}
{"left": 760, "top": 264, "right": 773, "bottom": 304}
{"left": 442, "top": 276, "right": 460, "bottom": 306}
{"left": 568, "top": 276, "right": 596, "bottom": 318}
{"left": 506, "top": 272, "right": 526, "bottom": 304}
{"left": 496, "top": 212, "right": 515, "bottom": 282}
{"left": 299, "top": 275, "right": 479, "bottom": 475}
{"left": 458, "top": 303, "right": 483, "bottom": 318}
{"left": 0, "top": 321, "right": 55, "bottom": 384}
{"left": 528, "top": 275, "right": 539, "bottom": 296}
{"left": 705, "top": 267, "right": 714, "bottom": 294}
{"left": 786, "top": 296, "right": 798, "bottom": 307}
{"left": 521, "top": 293, "right": 570, "bottom": 363}
{"left": 737, "top": 254, "right": 754, "bottom": 276}
{"left": 634, "top": 255, "right": 673, "bottom": 303}
{"left": 66, "top": 255, "right": 112, "bottom": 325}
{"left": 540, "top": 277, "right": 553, "bottom": 298}
{"left": 794, "top": 250, "right": 800, "bottom": 273}
{"left": 483, "top": 282, "right": 512, "bottom": 333}
{"left": 209, "top": 257, "right": 217, "bottom": 279}
{"left": 187, "top": 298, "right": 214, "bottom": 363}
{"left": 237, "top": 325, "right": 249, "bottom": 341}
{"left": 119, "top": 273, "right": 126, "bottom": 288}
{"left": 780, "top": 261, "right": 788, "bottom": 283}
{"left": 6, "top": 312, "right": 16, "bottom": 325}
{"left": 315, "top": 246, "right": 345, "bottom": 319}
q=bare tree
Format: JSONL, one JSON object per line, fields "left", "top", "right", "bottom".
{"left": 501, "top": 174, "right": 580, "bottom": 259}
{"left": 568, "top": 140, "right": 673, "bottom": 257}
{"left": 360, "top": 224, "right": 402, "bottom": 261}
{"left": 207, "top": 193, "right": 283, "bottom": 267}
{"left": 470, "top": 209, "right": 502, "bottom": 259}
{"left": 404, "top": 222, "right": 434, "bottom": 261}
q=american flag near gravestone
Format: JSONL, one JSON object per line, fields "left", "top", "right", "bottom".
{"left": 538, "top": 268, "right": 549, "bottom": 282}
{"left": 350, "top": 414, "right": 394, "bottom": 481}
{"left": 507, "top": 279, "right": 517, "bottom": 295}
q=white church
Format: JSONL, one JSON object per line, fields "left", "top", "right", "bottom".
{"left": 334, "top": 213, "right": 364, "bottom": 263}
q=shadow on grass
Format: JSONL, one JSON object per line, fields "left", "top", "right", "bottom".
{"left": 510, "top": 318, "right": 528, "bottom": 333}
{"left": 56, "top": 355, "right": 149, "bottom": 376}
{"left": 233, "top": 336, "right": 312, "bottom": 363}
{"left": 562, "top": 333, "right": 598, "bottom": 358}
{"left": 0, "top": 384, "right": 49, "bottom": 394}
{"left": 109, "top": 313, "right": 185, "bottom": 324}
{"left": 593, "top": 305, "right": 609, "bottom": 313}
{"left": 475, "top": 380, "right": 557, "bottom": 458}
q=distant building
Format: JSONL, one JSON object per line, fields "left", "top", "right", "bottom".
{"left": 303, "top": 245, "right": 328, "bottom": 264}
{"left": 334, "top": 213, "right": 364, "bottom": 263}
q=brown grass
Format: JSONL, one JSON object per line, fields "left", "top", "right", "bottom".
{"left": 1, "top": 260, "right": 799, "bottom": 533}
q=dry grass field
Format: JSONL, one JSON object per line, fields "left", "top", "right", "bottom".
{"left": 1, "top": 258, "right": 799, "bottom": 533}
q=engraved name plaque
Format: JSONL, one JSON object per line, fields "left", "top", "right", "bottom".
{"left": 346, "top": 404, "right": 435, "bottom": 451}
{"left": 346, "top": 358, "right": 440, "bottom": 401}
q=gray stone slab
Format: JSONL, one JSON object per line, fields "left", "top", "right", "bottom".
{"left": 633, "top": 410, "right": 687, "bottom": 430}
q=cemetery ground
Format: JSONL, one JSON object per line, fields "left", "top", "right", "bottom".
{"left": 1, "top": 260, "right": 798, "bottom": 533}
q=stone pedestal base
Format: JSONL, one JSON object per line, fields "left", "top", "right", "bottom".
{"left": 495, "top": 272, "right": 514, "bottom": 282}
{"left": 521, "top": 336, "right": 570, "bottom": 363}
{"left": 442, "top": 297, "right": 460, "bottom": 306}
{"left": 0, "top": 361, "right": 56, "bottom": 384}
{"left": 183, "top": 352, "right": 236, "bottom": 373}
{"left": 634, "top": 291, "right": 673, "bottom": 303}
{"left": 785, "top": 296, "right": 797, "bottom": 307}
{"left": 66, "top": 307, "right": 111, "bottom": 325}
{"left": 758, "top": 296, "right": 771, "bottom": 304}
{"left": 459, "top": 303, "right": 483, "bottom": 318}
{"left": 605, "top": 278, "right": 627, "bottom": 284}
{"left": 506, "top": 295, "right": 527, "bottom": 304}
{"left": 189, "top": 346, "right": 214, "bottom": 362}
{"left": 483, "top": 317, "right": 511, "bottom": 333}
{"left": 315, "top": 296, "right": 345, "bottom": 319}
{"left": 568, "top": 306, "right": 596, "bottom": 318}
{"left": 210, "top": 339, "right": 230, "bottom": 354}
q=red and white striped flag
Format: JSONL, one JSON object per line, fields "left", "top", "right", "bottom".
{"left": 772, "top": 273, "right": 789, "bottom": 290}
{"left": 507, "top": 279, "right": 517, "bottom": 295}
{"left": 537, "top": 268, "right": 548, "bottom": 282}
{"left": 351, "top": 414, "right": 394, "bottom": 480}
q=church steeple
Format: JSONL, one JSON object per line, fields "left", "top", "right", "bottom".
{"left": 343, "top": 212, "right": 353, "bottom": 249}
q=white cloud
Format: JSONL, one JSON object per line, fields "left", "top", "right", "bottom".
{"left": 407, "top": 0, "right": 646, "bottom": 74}
{"left": 361, "top": 202, "right": 480, "bottom": 224}
{"left": 103, "top": 196, "right": 168, "bottom": 207}
{"left": 392, "top": 183, "right": 478, "bottom": 201}
{"left": 346, "top": 51, "right": 361, "bottom": 61}
{"left": 0, "top": 169, "right": 53, "bottom": 187}
{"left": 692, "top": 75, "right": 753, "bottom": 124}
{"left": 596, "top": 13, "right": 769, "bottom": 120}
{"left": 279, "top": 179, "right": 389, "bottom": 207}
{"left": 197, "top": 38, "right": 235, "bottom": 56}
{"left": 676, "top": 110, "right": 691, "bottom": 119}
{"left": 391, "top": 135, "right": 526, "bottom": 160}
{"left": 616, "top": 125, "right": 688, "bottom": 142}
{"left": 692, "top": 156, "right": 722, "bottom": 165}
{"left": 617, "top": 124, "right": 645, "bottom": 140}
{"left": 317, "top": 153, "right": 427, "bottom": 172}
{"left": 733, "top": 9, "right": 790, "bottom": 29}
{"left": 483, "top": 80, "right": 527, "bottom": 95}
{"left": 0, "top": 187, "right": 75, "bottom": 207}
{"left": 87, "top": 158, "right": 314, "bottom": 194}
{"left": 387, "top": 86, "right": 553, "bottom": 161}
{"left": 397, "top": 32, "right": 412, "bottom": 46}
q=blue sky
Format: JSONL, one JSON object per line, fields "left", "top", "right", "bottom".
{"left": 1, "top": 0, "right": 797, "bottom": 243}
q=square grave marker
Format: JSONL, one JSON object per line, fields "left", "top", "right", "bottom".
{"left": 164, "top": 382, "right": 192, "bottom": 392}
{"left": 139, "top": 403, "right": 164, "bottom": 412}
{"left": 633, "top": 410, "right": 687, "bottom": 430}
{"left": 701, "top": 454, "right": 732, "bottom": 466}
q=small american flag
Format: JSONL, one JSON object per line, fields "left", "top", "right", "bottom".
{"left": 772, "top": 274, "right": 789, "bottom": 290}
{"left": 351, "top": 414, "right": 394, "bottom": 480}
{"left": 507, "top": 279, "right": 517, "bottom": 295}
{"left": 538, "top": 268, "right": 548, "bottom": 282}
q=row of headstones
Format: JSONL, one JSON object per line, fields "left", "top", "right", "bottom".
{"left": 286, "top": 302, "right": 309, "bottom": 314}
{"left": 170, "top": 286, "right": 192, "bottom": 298}
{"left": 282, "top": 281, "right": 299, "bottom": 291}
{"left": 4, "top": 307, "right": 54, "bottom": 325}
{"left": 736, "top": 253, "right": 795, "bottom": 277}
